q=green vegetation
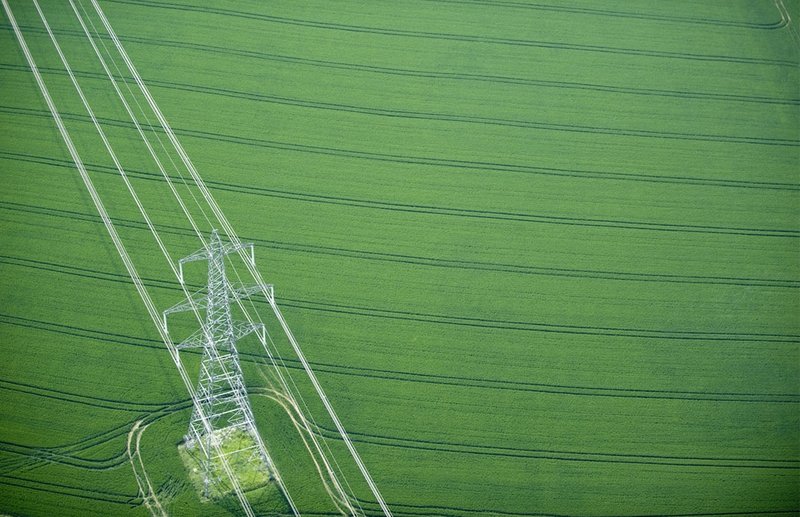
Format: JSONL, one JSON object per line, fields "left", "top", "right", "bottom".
{"left": 177, "top": 430, "right": 273, "bottom": 500}
{"left": 0, "top": 0, "right": 798, "bottom": 516}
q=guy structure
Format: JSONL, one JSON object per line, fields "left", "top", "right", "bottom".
{"left": 163, "top": 230, "right": 274, "bottom": 498}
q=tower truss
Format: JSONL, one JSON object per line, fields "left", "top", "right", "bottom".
{"left": 164, "top": 230, "right": 273, "bottom": 498}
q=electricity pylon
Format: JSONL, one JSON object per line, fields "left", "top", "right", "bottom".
{"left": 163, "top": 230, "right": 273, "bottom": 498}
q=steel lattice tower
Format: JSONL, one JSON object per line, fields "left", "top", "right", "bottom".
{"left": 164, "top": 230, "right": 273, "bottom": 498}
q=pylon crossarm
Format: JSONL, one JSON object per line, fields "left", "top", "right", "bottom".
{"left": 230, "top": 320, "right": 264, "bottom": 341}
{"left": 179, "top": 250, "right": 211, "bottom": 266}
{"left": 163, "top": 290, "right": 210, "bottom": 321}
{"left": 230, "top": 283, "right": 272, "bottom": 301}
{"left": 212, "top": 407, "right": 247, "bottom": 419}
{"left": 178, "top": 250, "right": 211, "bottom": 284}
{"left": 174, "top": 324, "right": 256, "bottom": 350}
{"left": 176, "top": 327, "right": 207, "bottom": 349}
{"left": 220, "top": 241, "right": 255, "bottom": 265}
{"left": 180, "top": 236, "right": 252, "bottom": 265}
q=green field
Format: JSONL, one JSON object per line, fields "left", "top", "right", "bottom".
{"left": 1, "top": 0, "right": 799, "bottom": 515}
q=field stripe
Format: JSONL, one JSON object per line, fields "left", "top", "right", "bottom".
{"left": 312, "top": 425, "right": 800, "bottom": 469}
{"left": 3, "top": 309, "right": 797, "bottom": 403}
{"left": 6, "top": 31, "right": 796, "bottom": 107}
{"left": 12, "top": 62, "right": 786, "bottom": 147}
{"left": 0, "top": 378, "right": 172, "bottom": 412}
{"left": 1, "top": 316, "right": 797, "bottom": 469}
{"left": 0, "top": 475, "right": 138, "bottom": 506}
{"left": 422, "top": 0, "right": 790, "bottom": 29}
{"left": 3, "top": 105, "right": 797, "bottom": 191}
{"left": 0, "top": 417, "right": 137, "bottom": 467}
{"left": 4, "top": 63, "right": 796, "bottom": 148}
{"left": 3, "top": 199, "right": 799, "bottom": 291}
{"left": 0, "top": 205, "right": 797, "bottom": 343}
{"left": 0, "top": 402, "right": 190, "bottom": 474}
{"left": 0, "top": 399, "right": 191, "bottom": 474}
{"left": 0, "top": 145, "right": 795, "bottom": 239}
{"left": 356, "top": 500, "right": 800, "bottom": 517}
{"left": 280, "top": 298, "right": 800, "bottom": 343}
{"left": 0, "top": 440, "right": 129, "bottom": 471}
{"left": 104, "top": 0, "right": 799, "bottom": 67}
{"left": 139, "top": 80, "right": 800, "bottom": 148}
{"left": 276, "top": 359, "right": 800, "bottom": 404}
{"left": 1, "top": 199, "right": 798, "bottom": 289}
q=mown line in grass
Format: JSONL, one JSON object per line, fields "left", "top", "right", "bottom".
{"left": 2, "top": 314, "right": 796, "bottom": 471}
{"left": 142, "top": 77, "right": 800, "bottom": 148}
{"left": 2, "top": 191, "right": 799, "bottom": 289}
{"left": 0, "top": 218, "right": 797, "bottom": 344}
{"left": 3, "top": 105, "right": 797, "bottom": 191}
{"left": 0, "top": 440, "right": 130, "bottom": 472}
{"left": 279, "top": 298, "right": 800, "bottom": 343}
{"left": 7, "top": 28, "right": 796, "bottom": 107}
{"left": 0, "top": 474, "right": 139, "bottom": 506}
{"left": 2, "top": 146, "right": 797, "bottom": 240}
{"left": 355, "top": 498, "right": 800, "bottom": 517}
{"left": 16, "top": 64, "right": 798, "bottom": 148}
{"left": 0, "top": 377, "right": 173, "bottom": 412}
{"left": 4, "top": 63, "right": 797, "bottom": 148}
{"left": 312, "top": 425, "right": 800, "bottom": 469}
{"left": 423, "top": 0, "right": 789, "bottom": 29}
{"left": 2, "top": 291, "right": 799, "bottom": 405}
{"left": 0, "top": 399, "right": 191, "bottom": 475}
{"left": 2, "top": 260, "right": 797, "bottom": 403}
{"left": 104, "top": 0, "right": 799, "bottom": 67}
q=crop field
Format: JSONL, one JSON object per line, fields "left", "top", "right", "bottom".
{"left": 0, "top": 0, "right": 799, "bottom": 516}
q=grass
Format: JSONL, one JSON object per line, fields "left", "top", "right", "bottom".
{"left": 177, "top": 428, "right": 273, "bottom": 500}
{"left": 0, "top": 0, "right": 798, "bottom": 516}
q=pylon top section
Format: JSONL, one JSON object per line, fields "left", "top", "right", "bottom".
{"left": 176, "top": 229, "right": 255, "bottom": 284}
{"left": 162, "top": 231, "right": 273, "bottom": 330}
